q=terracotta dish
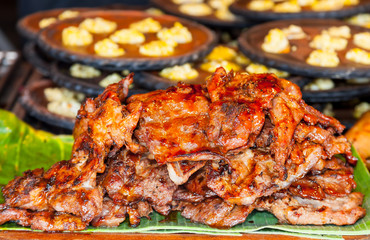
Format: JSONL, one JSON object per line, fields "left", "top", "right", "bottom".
{"left": 37, "top": 10, "right": 217, "bottom": 71}
{"left": 238, "top": 19, "right": 370, "bottom": 79}
{"left": 17, "top": 7, "right": 94, "bottom": 40}
{"left": 230, "top": 0, "right": 370, "bottom": 21}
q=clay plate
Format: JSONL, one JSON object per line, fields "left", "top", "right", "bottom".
{"left": 37, "top": 10, "right": 217, "bottom": 71}
{"left": 230, "top": 0, "right": 370, "bottom": 21}
{"left": 17, "top": 7, "right": 94, "bottom": 41}
{"left": 50, "top": 61, "right": 149, "bottom": 96}
{"left": 151, "top": 0, "right": 252, "bottom": 28}
{"left": 23, "top": 41, "right": 53, "bottom": 76}
{"left": 302, "top": 80, "right": 370, "bottom": 103}
{"left": 238, "top": 19, "right": 370, "bottom": 79}
{"left": 136, "top": 69, "right": 308, "bottom": 91}
{"left": 20, "top": 80, "right": 76, "bottom": 130}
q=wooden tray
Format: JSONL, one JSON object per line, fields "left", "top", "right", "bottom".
{"left": 151, "top": 0, "right": 252, "bottom": 28}
{"left": 230, "top": 0, "right": 370, "bottom": 21}
{"left": 17, "top": 7, "right": 94, "bottom": 41}
{"left": 37, "top": 10, "right": 217, "bottom": 71}
{"left": 238, "top": 19, "right": 370, "bottom": 79}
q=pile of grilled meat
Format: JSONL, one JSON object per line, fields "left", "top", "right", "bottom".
{"left": 0, "top": 67, "right": 365, "bottom": 231}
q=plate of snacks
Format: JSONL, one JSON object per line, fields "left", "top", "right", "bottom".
{"left": 50, "top": 61, "right": 148, "bottom": 96}
{"left": 135, "top": 44, "right": 305, "bottom": 90}
{"left": 302, "top": 77, "right": 370, "bottom": 102}
{"left": 36, "top": 10, "right": 217, "bottom": 71}
{"left": 19, "top": 80, "right": 81, "bottom": 130}
{"left": 17, "top": 7, "right": 94, "bottom": 40}
{"left": 230, "top": 0, "right": 370, "bottom": 21}
{"left": 238, "top": 19, "right": 370, "bottom": 79}
{"left": 151, "top": 0, "right": 251, "bottom": 28}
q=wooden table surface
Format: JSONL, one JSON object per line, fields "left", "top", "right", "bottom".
{"left": 0, "top": 59, "right": 369, "bottom": 240}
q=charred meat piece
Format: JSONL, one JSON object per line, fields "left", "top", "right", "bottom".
{"left": 102, "top": 150, "right": 177, "bottom": 216}
{"left": 0, "top": 204, "right": 88, "bottom": 231}
{"left": 258, "top": 192, "right": 365, "bottom": 226}
{"left": 177, "top": 197, "right": 254, "bottom": 228}
{"left": 258, "top": 157, "right": 365, "bottom": 225}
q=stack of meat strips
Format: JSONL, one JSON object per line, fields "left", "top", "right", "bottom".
{"left": 0, "top": 67, "right": 365, "bottom": 231}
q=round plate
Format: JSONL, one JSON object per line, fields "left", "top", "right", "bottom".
{"left": 230, "top": 0, "right": 370, "bottom": 21}
{"left": 23, "top": 41, "right": 53, "bottom": 76}
{"left": 238, "top": 19, "right": 370, "bottom": 79}
{"left": 135, "top": 68, "right": 216, "bottom": 90}
{"left": 37, "top": 10, "right": 217, "bottom": 71}
{"left": 302, "top": 80, "right": 370, "bottom": 103}
{"left": 151, "top": 0, "right": 252, "bottom": 28}
{"left": 17, "top": 7, "right": 94, "bottom": 41}
{"left": 136, "top": 70, "right": 308, "bottom": 90}
{"left": 20, "top": 80, "right": 76, "bottom": 130}
{"left": 50, "top": 61, "right": 149, "bottom": 96}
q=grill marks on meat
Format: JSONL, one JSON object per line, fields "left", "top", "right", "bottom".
{"left": 102, "top": 150, "right": 177, "bottom": 215}
{"left": 128, "top": 84, "right": 213, "bottom": 164}
{"left": 177, "top": 197, "right": 254, "bottom": 228}
{"left": 207, "top": 101, "right": 265, "bottom": 153}
{"left": 0, "top": 204, "right": 88, "bottom": 231}
{"left": 1, "top": 74, "right": 141, "bottom": 230}
{"left": 0, "top": 67, "right": 365, "bottom": 230}
{"left": 259, "top": 193, "right": 365, "bottom": 225}
{"left": 258, "top": 157, "right": 365, "bottom": 225}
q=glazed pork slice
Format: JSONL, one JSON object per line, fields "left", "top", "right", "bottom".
{"left": 0, "top": 74, "right": 141, "bottom": 230}
{"left": 101, "top": 149, "right": 178, "bottom": 218}
{"left": 175, "top": 197, "right": 254, "bottom": 228}
{"left": 258, "top": 157, "right": 366, "bottom": 225}
{"left": 0, "top": 204, "right": 88, "bottom": 231}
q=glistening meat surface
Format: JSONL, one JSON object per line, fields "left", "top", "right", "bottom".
{"left": 0, "top": 68, "right": 365, "bottom": 231}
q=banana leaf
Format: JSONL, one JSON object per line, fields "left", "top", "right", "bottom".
{"left": 0, "top": 109, "right": 369, "bottom": 238}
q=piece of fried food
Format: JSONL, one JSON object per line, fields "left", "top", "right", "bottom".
{"left": 309, "top": 32, "right": 348, "bottom": 51}
{"left": 157, "top": 22, "right": 192, "bottom": 44}
{"left": 262, "top": 28, "right": 290, "bottom": 54}
{"left": 94, "top": 38, "right": 125, "bottom": 57}
{"left": 129, "top": 17, "right": 162, "bottom": 33}
{"left": 179, "top": 3, "right": 213, "bottom": 16}
{"left": 353, "top": 32, "right": 370, "bottom": 51}
{"left": 139, "top": 40, "right": 175, "bottom": 57}
{"left": 109, "top": 29, "right": 145, "bottom": 44}
{"left": 345, "top": 48, "right": 370, "bottom": 65}
{"left": 62, "top": 26, "right": 93, "bottom": 46}
{"left": 306, "top": 49, "right": 340, "bottom": 67}
{"left": 159, "top": 63, "right": 199, "bottom": 81}
{"left": 79, "top": 17, "right": 117, "bottom": 34}
{"left": 58, "top": 10, "right": 80, "bottom": 20}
